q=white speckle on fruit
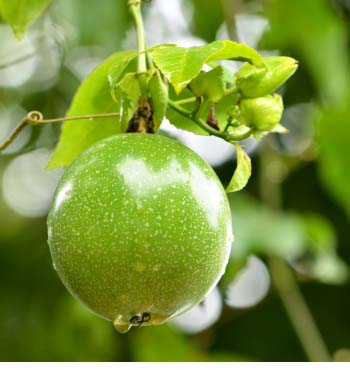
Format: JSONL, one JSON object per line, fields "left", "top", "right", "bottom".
{"left": 134, "top": 262, "right": 146, "bottom": 272}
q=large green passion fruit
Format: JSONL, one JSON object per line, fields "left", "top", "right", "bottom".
{"left": 47, "top": 134, "right": 233, "bottom": 333}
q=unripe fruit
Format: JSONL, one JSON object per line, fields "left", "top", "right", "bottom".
{"left": 240, "top": 94, "right": 283, "bottom": 131}
{"left": 235, "top": 56, "right": 298, "bottom": 98}
{"left": 48, "top": 134, "right": 232, "bottom": 333}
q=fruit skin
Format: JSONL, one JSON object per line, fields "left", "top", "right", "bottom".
{"left": 47, "top": 134, "right": 233, "bottom": 331}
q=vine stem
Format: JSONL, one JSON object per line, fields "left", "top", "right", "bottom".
{"left": 0, "top": 111, "right": 120, "bottom": 152}
{"left": 129, "top": 0, "right": 148, "bottom": 95}
{"left": 168, "top": 99, "right": 252, "bottom": 141}
{"left": 260, "top": 142, "right": 331, "bottom": 362}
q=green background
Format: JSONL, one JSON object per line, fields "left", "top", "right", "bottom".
{"left": 0, "top": 0, "right": 349, "bottom": 362}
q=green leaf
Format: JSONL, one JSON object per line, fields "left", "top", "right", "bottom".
{"left": 47, "top": 50, "right": 137, "bottom": 170}
{"left": 112, "top": 72, "right": 141, "bottom": 132}
{"left": 226, "top": 144, "right": 252, "bottom": 193}
{"left": 206, "top": 40, "right": 264, "bottom": 66}
{"left": 0, "top": 0, "right": 51, "bottom": 39}
{"left": 189, "top": 66, "right": 226, "bottom": 102}
{"left": 152, "top": 43, "right": 221, "bottom": 95}
{"left": 152, "top": 40, "right": 263, "bottom": 94}
{"left": 149, "top": 71, "right": 169, "bottom": 132}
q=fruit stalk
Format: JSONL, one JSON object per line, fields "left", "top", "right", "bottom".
{"left": 128, "top": 0, "right": 148, "bottom": 95}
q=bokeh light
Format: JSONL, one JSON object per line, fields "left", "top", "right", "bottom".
{"left": 0, "top": 105, "right": 31, "bottom": 154}
{"left": 0, "top": 25, "right": 37, "bottom": 87}
{"left": 225, "top": 256, "right": 270, "bottom": 309}
{"left": 2, "top": 149, "right": 63, "bottom": 218}
{"left": 170, "top": 287, "right": 222, "bottom": 334}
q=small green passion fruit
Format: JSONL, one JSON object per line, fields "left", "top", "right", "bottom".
{"left": 48, "top": 134, "right": 233, "bottom": 333}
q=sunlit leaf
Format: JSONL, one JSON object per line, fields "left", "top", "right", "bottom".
{"left": 47, "top": 50, "right": 137, "bottom": 170}
{"left": 152, "top": 40, "right": 263, "bottom": 94}
{"left": 207, "top": 40, "right": 264, "bottom": 66}
{"left": 0, "top": 0, "right": 51, "bottom": 39}
{"left": 152, "top": 43, "right": 222, "bottom": 94}
{"left": 226, "top": 144, "right": 252, "bottom": 193}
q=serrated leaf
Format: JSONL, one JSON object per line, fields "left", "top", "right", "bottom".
{"left": 189, "top": 66, "right": 225, "bottom": 102}
{"left": 226, "top": 144, "right": 252, "bottom": 193}
{"left": 149, "top": 72, "right": 168, "bottom": 132}
{"left": 152, "top": 43, "right": 221, "bottom": 94}
{"left": 0, "top": 0, "right": 51, "bottom": 39}
{"left": 47, "top": 50, "right": 137, "bottom": 170}
{"left": 152, "top": 40, "right": 263, "bottom": 94}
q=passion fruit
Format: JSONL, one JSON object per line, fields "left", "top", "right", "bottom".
{"left": 48, "top": 134, "right": 233, "bottom": 332}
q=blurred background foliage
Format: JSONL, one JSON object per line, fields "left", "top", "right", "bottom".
{"left": 0, "top": 0, "right": 349, "bottom": 362}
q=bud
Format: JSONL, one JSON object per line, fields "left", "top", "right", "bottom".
{"left": 240, "top": 94, "right": 283, "bottom": 132}
{"left": 235, "top": 56, "right": 298, "bottom": 98}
